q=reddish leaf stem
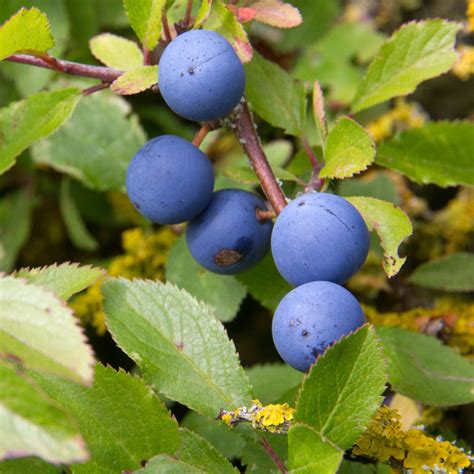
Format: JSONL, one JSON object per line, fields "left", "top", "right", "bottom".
{"left": 162, "top": 15, "right": 173, "bottom": 42}
{"left": 184, "top": 0, "right": 193, "bottom": 28}
{"left": 261, "top": 437, "right": 288, "bottom": 474}
{"left": 143, "top": 47, "right": 151, "bottom": 65}
{"left": 192, "top": 123, "right": 211, "bottom": 147}
{"left": 82, "top": 82, "right": 111, "bottom": 96}
{"left": 234, "top": 101, "right": 287, "bottom": 214}
{"left": 302, "top": 136, "right": 324, "bottom": 191}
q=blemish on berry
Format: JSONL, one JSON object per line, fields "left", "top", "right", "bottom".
{"left": 214, "top": 249, "right": 243, "bottom": 267}
{"left": 301, "top": 329, "right": 309, "bottom": 337}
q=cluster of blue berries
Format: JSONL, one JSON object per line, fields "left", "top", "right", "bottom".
{"left": 126, "top": 29, "right": 370, "bottom": 375}
{"left": 126, "top": 30, "right": 272, "bottom": 275}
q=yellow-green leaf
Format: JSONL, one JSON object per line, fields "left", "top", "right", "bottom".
{"left": 89, "top": 33, "right": 143, "bottom": 71}
{"left": 111, "top": 65, "right": 158, "bottom": 95}
{"left": 0, "top": 7, "right": 55, "bottom": 61}
{"left": 123, "top": 0, "right": 166, "bottom": 51}
{"left": 0, "top": 88, "right": 81, "bottom": 175}
{"left": 352, "top": 20, "right": 461, "bottom": 113}
{"left": 320, "top": 117, "right": 375, "bottom": 179}
{"left": 346, "top": 196, "right": 412, "bottom": 277}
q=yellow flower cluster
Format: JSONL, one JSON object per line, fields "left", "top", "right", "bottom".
{"left": 367, "top": 99, "right": 426, "bottom": 142}
{"left": 353, "top": 407, "right": 471, "bottom": 473}
{"left": 220, "top": 400, "right": 294, "bottom": 434}
{"left": 71, "top": 227, "right": 176, "bottom": 333}
{"left": 364, "top": 298, "right": 474, "bottom": 357}
{"left": 452, "top": 46, "right": 474, "bottom": 81}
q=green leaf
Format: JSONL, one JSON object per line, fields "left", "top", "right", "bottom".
{"left": 181, "top": 412, "right": 245, "bottom": 461}
{"left": 193, "top": 0, "right": 212, "bottom": 28}
{"left": 338, "top": 172, "right": 400, "bottom": 205}
{"left": 14, "top": 263, "right": 104, "bottom": 301}
{"left": 222, "top": 165, "right": 300, "bottom": 185}
{"left": 0, "top": 456, "right": 61, "bottom": 474}
{"left": 346, "top": 197, "right": 412, "bottom": 277}
{"left": 0, "top": 276, "right": 94, "bottom": 385}
{"left": 204, "top": 0, "right": 252, "bottom": 62}
{"left": 245, "top": 52, "right": 306, "bottom": 136}
{"left": 31, "top": 91, "right": 146, "bottom": 191}
{"left": 409, "top": 252, "right": 474, "bottom": 292}
{"left": 102, "top": 278, "right": 252, "bottom": 417}
{"left": 0, "top": 88, "right": 81, "bottom": 175}
{"left": 320, "top": 117, "right": 375, "bottom": 179}
{"left": 123, "top": 0, "right": 166, "bottom": 51}
{"left": 352, "top": 20, "right": 462, "bottom": 113}
{"left": 89, "top": 33, "right": 143, "bottom": 70}
{"left": 0, "top": 190, "right": 34, "bottom": 272}
{"left": 246, "top": 363, "right": 303, "bottom": 404}
{"left": 289, "top": 326, "right": 386, "bottom": 473}
{"left": 34, "top": 364, "right": 180, "bottom": 473}
{"left": 237, "top": 253, "right": 292, "bottom": 311}
{"left": 59, "top": 178, "right": 99, "bottom": 251}
{"left": 338, "top": 460, "right": 391, "bottom": 474}
{"left": 377, "top": 327, "right": 474, "bottom": 406}
{"left": 166, "top": 236, "right": 246, "bottom": 323}
{"left": 376, "top": 121, "right": 474, "bottom": 187}
{"left": 0, "top": 7, "right": 55, "bottom": 61}
{"left": 0, "top": 361, "right": 87, "bottom": 464}
{"left": 241, "top": 433, "right": 288, "bottom": 474}
{"left": 111, "top": 65, "right": 158, "bottom": 95}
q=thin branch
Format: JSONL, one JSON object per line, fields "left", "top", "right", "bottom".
{"left": 302, "top": 137, "right": 324, "bottom": 191}
{"left": 7, "top": 54, "right": 122, "bottom": 82}
{"left": 234, "top": 100, "right": 287, "bottom": 214}
{"left": 162, "top": 15, "right": 173, "bottom": 42}
{"left": 256, "top": 208, "right": 276, "bottom": 221}
{"left": 192, "top": 123, "right": 211, "bottom": 147}
{"left": 261, "top": 437, "right": 288, "bottom": 474}
{"left": 143, "top": 47, "right": 151, "bottom": 65}
{"left": 184, "top": 0, "right": 193, "bottom": 28}
{"left": 82, "top": 82, "right": 110, "bottom": 96}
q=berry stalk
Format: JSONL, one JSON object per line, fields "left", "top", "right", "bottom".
{"left": 234, "top": 101, "right": 287, "bottom": 214}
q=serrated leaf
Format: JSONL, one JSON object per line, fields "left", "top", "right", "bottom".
{"left": 0, "top": 276, "right": 94, "bottom": 385}
{"left": 346, "top": 197, "right": 412, "bottom": 277}
{"left": 111, "top": 65, "right": 158, "bottom": 95}
{"left": 0, "top": 190, "right": 34, "bottom": 272}
{"left": 14, "top": 263, "right": 104, "bottom": 301}
{"left": 320, "top": 117, "right": 375, "bottom": 179}
{"left": 138, "top": 428, "right": 238, "bottom": 473}
{"left": 352, "top": 20, "right": 461, "bottom": 113}
{"left": 0, "top": 361, "right": 87, "bottom": 464}
{"left": 313, "top": 81, "right": 327, "bottom": 146}
{"left": 245, "top": 52, "right": 306, "bottom": 136}
{"left": 376, "top": 121, "right": 474, "bottom": 187}
{"left": 377, "top": 327, "right": 474, "bottom": 406}
{"left": 0, "top": 7, "right": 55, "bottom": 61}
{"left": 408, "top": 252, "right": 474, "bottom": 292}
{"left": 59, "top": 178, "right": 99, "bottom": 251}
{"left": 89, "top": 33, "right": 143, "bottom": 70}
{"left": 166, "top": 236, "right": 246, "bottom": 323}
{"left": 246, "top": 363, "right": 303, "bottom": 404}
{"left": 0, "top": 88, "right": 81, "bottom": 175}
{"left": 289, "top": 326, "right": 386, "bottom": 473}
{"left": 204, "top": 0, "right": 252, "bottom": 62}
{"left": 237, "top": 253, "right": 292, "bottom": 311}
{"left": 0, "top": 456, "right": 61, "bottom": 473}
{"left": 102, "top": 278, "right": 252, "bottom": 417}
{"left": 252, "top": 0, "right": 302, "bottom": 28}
{"left": 34, "top": 364, "right": 180, "bottom": 473}
{"left": 123, "top": 0, "right": 166, "bottom": 51}
{"left": 241, "top": 433, "right": 288, "bottom": 474}
{"left": 31, "top": 92, "right": 146, "bottom": 191}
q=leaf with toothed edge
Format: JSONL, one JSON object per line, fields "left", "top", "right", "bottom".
{"left": 14, "top": 262, "right": 105, "bottom": 300}
{"left": 346, "top": 197, "right": 412, "bottom": 277}
{"left": 102, "top": 278, "right": 253, "bottom": 417}
{"left": 0, "top": 275, "right": 94, "bottom": 385}
{"left": 89, "top": 33, "right": 143, "bottom": 71}
{"left": 111, "top": 65, "right": 158, "bottom": 95}
{"left": 251, "top": 0, "right": 302, "bottom": 29}
{"left": 289, "top": 325, "right": 387, "bottom": 473}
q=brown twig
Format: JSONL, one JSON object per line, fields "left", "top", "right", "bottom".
{"left": 234, "top": 100, "right": 287, "bottom": 214}
{"left": 7, "top": 54, "right": 122, "bottom": 82}
{"left": 192, "top": 123, "right": 211, "bottom": 147}
{"left": 184, "top": 0, "right": 193, "bottom": 28}
{"left": 162, "top": 15, "right": 173, "bottom": 42}
{"left": 256, "top": 208, "right": 276, "bottom": 221}
{"left": 302, "top": 137, "right": 324, "bottom": 191}
{"left": 143, "top": 47, "right": 151, "bottom": 65}
{"left": 82, "top": 82, "right": 110, "bottom": 96}
{"left": 261, "top": 437, "right": 288, "bottom": 474}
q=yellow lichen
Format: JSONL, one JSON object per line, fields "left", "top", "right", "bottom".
{"left": 71, "top": 227, "right": 176, "bottom": 333}
{"left": 467, "top": 0, "right": 474, "bottom": 32}
{"left": 452, "top": 46, "right": 474, "bottom": 80}
{"left": 367, "top": 99, "right": 426, "bottom": 143}
{"left": 221, "top": 413, "right": 233, "bottom": 426}
{"left": 354, "top": 407, "right": 471, "bottom": 473}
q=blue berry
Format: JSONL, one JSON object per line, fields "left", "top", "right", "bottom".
{"left": 158, "top": 30, "right": 245, "bottom": 122}
{"left": 186, "top": 189, "right": 272, "bottom": 274}
{"left": 272, "top": 281, "right": 366, "bottom": 372}
{"left": 271, "top": 192, "right": 369, "bottom": 286}
{"left": 126, "top": 135, "right": 214, "bottom": 224}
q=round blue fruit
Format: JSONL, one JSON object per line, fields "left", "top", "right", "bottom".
{"left": 271, "top": 192, "right": 369, "bottom": 286}
{"left": 186, "top": 189, "right": 273, "bottom": 274}
{"left": 126, "top": 135, "right": 214, "bottom": 225}
{"left": 158, "top": 29, "right": 245, "bottom": 122}
{"left": 272, "top": 281, "right": 366, "bottom": 372}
